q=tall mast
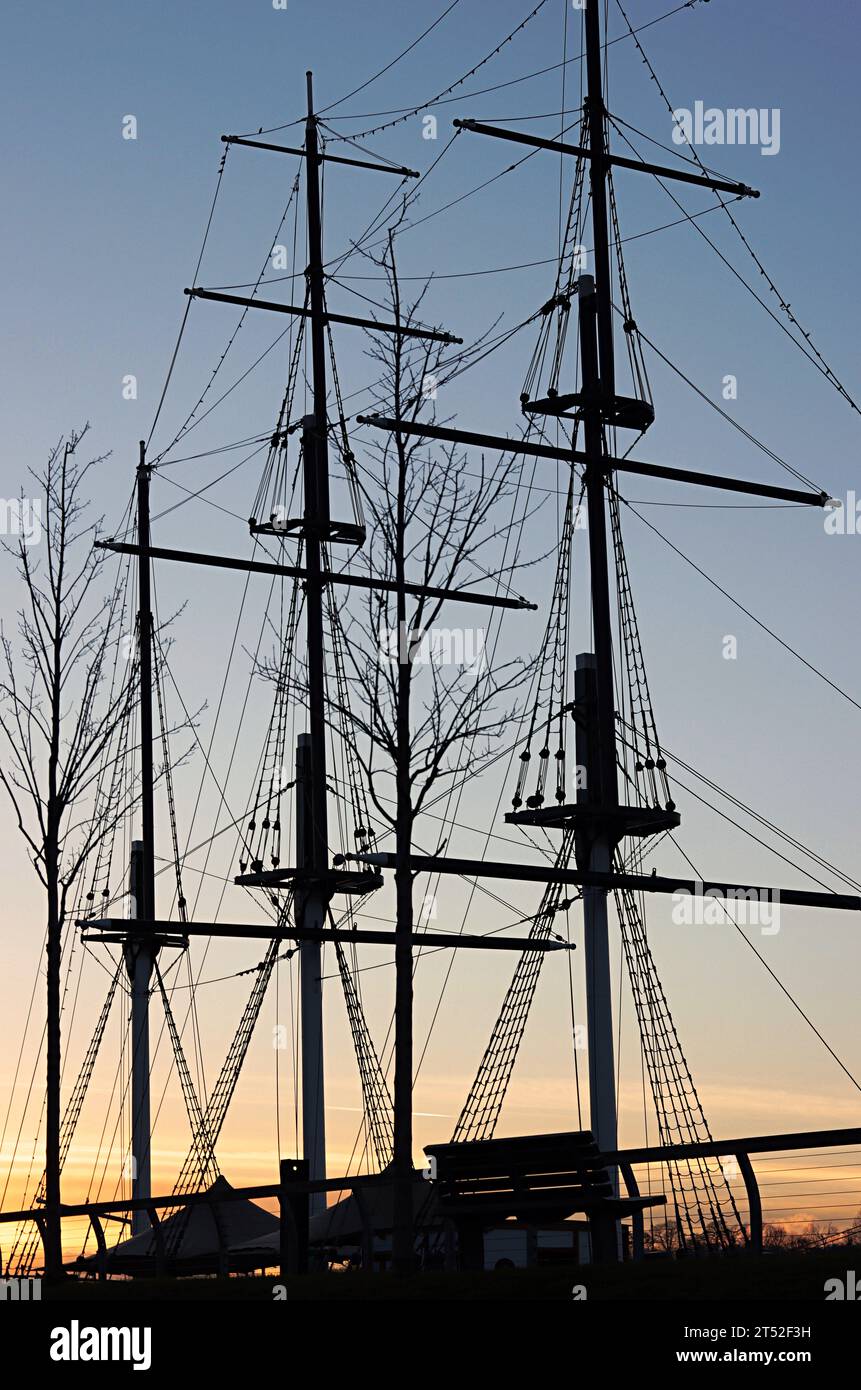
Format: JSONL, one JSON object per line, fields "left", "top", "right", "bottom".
{"left": 136, "top": 443, "right": 156, "bottom": 929}
{"left": 355, "top": 0, "right": 788, "bottom": 1212}
{"left": 583, "top": 0, "right": 616, "bottom": 407}
{"left": 578, "top": 274, "right": 618, "bottom": 815}
{"left": 304, "top": 71, "right": 331, "bottom": 527}
{"left": 297, "top": 72, "right": 330, "bottom": 1207}
{"left": 127, "top": 442, "right": 157, "bottom": 1230}
{"left": 131, "top": 89, "right": 462, "bottom": 1264}
{"left": 301, "top": 71, "right": 331, "bottom": 878}
{"left": 576, "top": 273, "right": 619, "bottom": 1164}
{"left": 576, "top": 0, "right": 620, "bottom": 1163}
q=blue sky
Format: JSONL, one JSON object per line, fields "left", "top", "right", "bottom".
{"left": 2, "top": 0, "right": 861, "bottom": 1227}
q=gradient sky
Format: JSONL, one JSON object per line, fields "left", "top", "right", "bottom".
{"left": 2, "top": 0, "right": 861, "bottom": 1251}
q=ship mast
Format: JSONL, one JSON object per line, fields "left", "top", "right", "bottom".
{"left": 295, "top": 73, "right": 333, "bottom": 1212}
{"left": 102, "top": 79, "right": 526, "bottom": 1276}
{"left": 573, "top": 1, "right": 624, "bottom": 1158}
{"left": 358, "top": 0, "right": 819, "bottom": 1182}
{"left": 127, "top": 446, "right": 158, "bottom": 1232}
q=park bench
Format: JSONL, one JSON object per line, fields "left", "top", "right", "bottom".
{"left": 424, "top": 1130, "right": 666, "bottom": 1268}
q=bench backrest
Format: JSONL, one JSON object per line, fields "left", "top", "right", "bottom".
{"left": 424, "top": 1130, "right": 611, "bottom": 1194}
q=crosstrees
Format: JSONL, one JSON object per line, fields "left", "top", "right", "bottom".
{"left": 184, "top": 287, "right": 462, "bottom": 343}
{"left": 357, "top": 416, "right": 828, "bottom": 508}
{"left": 84, "top": 918, "right": 571, "bottom": 952}
{"left": 354, "top": 853, "right": 861, "bottom": 913}
{"left": 99, "top": 542, "right": 535, "bottom": 610}
{"left": 221, "top": 133, "right": 420, "bottom": 179}
{"left": 453, "top": 119, "right": 760, "bottom": 199}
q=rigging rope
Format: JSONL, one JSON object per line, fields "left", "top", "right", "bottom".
{"left": 608, "top": 7, "right": 859, "bottom": 413}
{"left": 334, "top": 933, "right": 394, "bottom": 1170}
{"left": 8, "top": 963, "right": 123, "bottom": 1276}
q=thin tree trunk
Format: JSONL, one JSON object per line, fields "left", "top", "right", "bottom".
{"left": 391, "top": 330, "right": 415, "bottom": 1270}
{"left": 44, "top": 827, "right": 62, "bottom": 1279}
{"left": 44, "top": 463, "right": 65, "bottom": 1282}
{"left": 392, "top": 663, "right": 414, "bottom": 1274}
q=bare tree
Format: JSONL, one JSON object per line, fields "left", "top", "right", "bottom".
{"left": 0, "top": 429, "right": 137, "bottom": 1278}
{"left": 332, "top": 239, "right": 541, "bottom": 1271}
{"left": 763, "top": 1222, "right": 815, "bottom": 1252}
{"left": 644, "top": 1220, "right": 680, "bottom": 1254}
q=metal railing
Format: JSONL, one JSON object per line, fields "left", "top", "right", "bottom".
{"left": 4, "top": 1126, "right": 861, "bottom": 1277}
{"left": 604, "top": 1127, "right": 861, "bottom": 1258}
{"left": 0, "top": 1160, "right": 393, "bottom": 1279}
